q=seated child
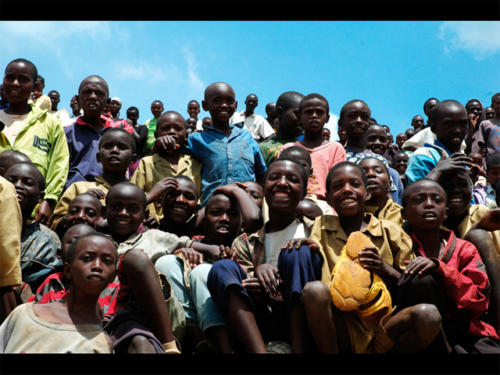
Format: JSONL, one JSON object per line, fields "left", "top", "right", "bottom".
{"left": 354, "top": 153, "right": 403, "bottom": 225}
{"left": 131, "top": 111, "right": 202, "bottom": 222}
{"left": 49, "top": 127, "right": 136, "bottom": 231}
{"left": 156, "top": 183, "right": 261, "bottom": 353}
{"left": 399, "top": 179, "right": 500, "bottom": 353}
{"left": 405, "top": 100, "right": 470, "bottom": 185}
{"left": 207, "top": 158, "right": 313, "bottom": 353}
{"left": 4, "top": 163, "right": 62, "bottom": 291}
{"left": 162, "top": 82, "right": 266, "bottom": 206}
{"left": 0, "top": 232, "right": 116, "bottom": 353}
{"left": 437, "top": 170, "right": 500, "bottom": 258}
{"left": 280, "top": 94, "right": 346, "bottom": 201}
{"left": 391, "top": 151, "right": 409, "bottom": 187}
{"left": 279, "top": 162, "right": 440, "bottom": 353}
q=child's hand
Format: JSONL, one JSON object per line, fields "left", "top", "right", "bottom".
{"left": 404, "top": 257, "right": 438, "bottom": 276}
{"left": 86, "top": 188, "right": 106, "bottom": 200}
{"left": 242, "top": 277, "right": 262, "bottom": 295}
{"left": 358, "top": 246, "right": 387, "bottom": 275}
{"left": 281, "top": 238, "right": 320, "bottom": 252}
{"left": 153, "top": 135, "right": 180, "bottom": 153}
{"left": 255, "top": 264, "right": 281, "bottom": 297}
{"left": 174, "top": 248, "right": 204, "bottom": 268}
{"left": 147, "top": 177, "right": 178, "bottom": 204}
{"left": 429, "top": 153, "right": 471, "bottom": 179}
{"left": 473, "top": 209, "right": 500, "bottom": 232}
{"left": 35, "top": 200, "right": 51, "bottom": 225}
{"left": 218, "top": 245, "right": 237, "bottom": 261}
{"left": 143, "top": 209, "right": 159, "bottom": 229}
{"left": 468, "top": 113, "right": 480, "bottom": 129}
{"left": 213, "top": 183, "right": 245, "bottom": 198}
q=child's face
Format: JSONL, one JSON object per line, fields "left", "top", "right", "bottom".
{"left": 432, "top": 104, "right": 468, "bottom": 152}
{"left": 97, "top": 131, "right": 134, "bottom": 173}
{"left": 326, "top": 165, "right": 369, "bottom": 217}
{"left": 78, "top": 78, "right": 108, "bottom": 118}
{"left": 279, "top": 103, "right": 302, "bottom": 138}
{"left": 161, "top": 179, "right": 198, "bottom": 224}
{"left": 65, "top": 236, "right": 116, "bottom": 295}
{"left": 65, "top": 195, "right": 102, "bottom": 229}
{"left": 126, "top": 109, "right": 139, "bottom": 124}
{"left": 300, "top": 98, "right": 329, "bottom": 134}
{"left": 48, "top": 91, "right": 60, "bottom": 110}
{"left": 469, "top": 153, "right": 482, "bottom": 167}
{"left": 186, "top": 118, "right": 197, "bottom": 132}
{"left": 403, "top": 181, "right": 447, "bottom": 231}
{"left": 365, "top": 127, "right": 388, "bottom": 155}
{"left": 405, "top": 128, "right": 415, "bottom": 139}
{"left": 440, "top": 173, "right": 472, "bottom": 217}
{"left": 155, "top": 114, "right": 186, "bottom": 150}
{"left": 242, "top": 181, "right": 264, "bottom": 209}
{"left": 485, "top": 107, "right": 495, "bottom": 120}
{"left": 204, "top": 194, "right": 242, "bottom": 246}
{"left": 411, "top": 116, "right": 424, "bottom": 130}
{"left": 245, "top": 95, "right": 258, "bottom": 112}
{"left": 106, "top": 186, "right": 145, "bottom": 238}
{"left": 109, "top": 100, "right": 121, "bottom": 115}
{"left": 359, "top": 158, "right": 390, "bottom": 202}
{"left": 264, "top": 160, "right": 305, "bottom": 213}
{"left": 2, "top": 62, "right": 34, "bottom": 105}
{"left": 322, "top": 128, "right": 331, "bottom": 141}
{"left": 187, "top": 102, "right": 200, "bottom": 118}
{"left": 151, "top": 102, "right": 164, "bottom": 118}
{"left": 424, "top": 99, "right": 439, "bottom": 117}
{"left": 340, "top": 101, "right": 371, "bottom": 141}
{"left": 487, "top": 164, "right": 500, "bottom": 186}
{"left": 60, "top": 225, "right": 96, "bottom": 261}
{"left": 466, "top": 101, "right": 482, "bottom": 117}
{"left": 396, "top": 134, "right": 407, "bottom": 149}
{"left": 338, "top": 126, "right": 347, "bottom": 143}
{"left": 282, "top": 151, "right": 312, "bottom": 176}
{"left": 4, "top": 164, "right": 42, "bottom": 213}
{"left": 392, "top": 153, "right": 409, "bottom": 175}
{"left": 202, "top": 84, "right": 237, "bottom": 125}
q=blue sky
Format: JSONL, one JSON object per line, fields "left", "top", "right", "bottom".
{"left": 1, "top": 21, "right": 499, "bottom": 139}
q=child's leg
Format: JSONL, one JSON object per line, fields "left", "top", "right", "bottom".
{"left": 189, "top": 263, "right": 232, "bottom": 353}
{"left": 278, "top": 244, "right": 323, "bottom": 353}
{"left": 302, "top": 281, "right": 339, "bottom": 353}
{"left": 120, "top": 249, "right": 176, "bottom": 350}
{"left": 207, "top": 259, "right": 266, "bottom": 353}
{"left": 383, "top": 303, "right": 442, "bottom": 353}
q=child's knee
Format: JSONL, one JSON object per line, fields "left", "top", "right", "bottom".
{"left": 302, "top": 281, "right": 330, "bottom": 306}
{"left": 190, "top": 263, "right": 212, "bottom": 284}
{"left": 121, "top": 248, "right": 151, "bottom": 274}
{"left": 155, "top": 254, "right": 183, "bottom": 275}
{"left": 411, "top": 303, "right": 441, "bottom": 333}
{"left": 128, "top": 335, "right": 157, "bottom": 354}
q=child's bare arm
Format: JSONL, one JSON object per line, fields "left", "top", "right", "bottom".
{"left": 359, "top": 246, "right": 401, "bottom": 283}
{"left": 467, "top": 209, "right": 500, "bottom": 232}
{"left": 146, "top": 177, "right": 178, "bottom": 205}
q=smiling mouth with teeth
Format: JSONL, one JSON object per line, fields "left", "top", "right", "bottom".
{"left": 273, "top": 192, "right": 290, "bottom": 198}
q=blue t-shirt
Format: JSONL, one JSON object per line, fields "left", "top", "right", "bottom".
{"left": 184, "top": 125, "right": 267, "bottom": 206}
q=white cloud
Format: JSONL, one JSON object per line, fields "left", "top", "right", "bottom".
{"left": 184, "top": 48, "right": 204, "bottom": 92}
{"left": 324, "top": 113, "right": 340, "bottom": 141}
{"left": 439, "top": 21, "right": 500, "bottom": 59}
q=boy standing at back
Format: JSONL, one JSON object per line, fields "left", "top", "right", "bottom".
{"left": 471, "top": 93, "right": 500, "bottom": 157}
{"left": 230, "top": 94, "right": 274, "bottom": 142}
{"left": 162, "top": 82, "right": 267, "bottom": 206}
{"left": 145, "top": 100, "right": 164, "bottom": 155}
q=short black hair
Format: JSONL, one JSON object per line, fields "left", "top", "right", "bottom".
{"left": 48, "top": 90, "right": 59, "bottom": 96}
{"left": 174, "top": 175, "right": 198, "bottom": 199}
{"left": 78, "top": 75, "right": 109, "bottom": 97}
{"left": 127, "top": 106, "right": 139, "bottom": 114}
{"left": 486, "top": 153, "right": 500, "bottom": 170}
{"left": 491, "top": 93, "right": 500, "bottom": 104}
{"left": 465, "top": 99, "right": 482, "bottom": 110}
{"left": 106, "top": 182, "right": 147, "bottom": 209}
{"left": 326, "top": 161, "right": 368, "bottom": 193}
{"left": 299, "top": 93, "right": 329, "bottom": 114}
{"left": 188, "top": 100, "right": 200, "bottom": 106}
{"left": 339, "top": 99, "right": 369, "bottom": 120}
{"left": 402, "top": 178, "right": 447, "bottom": 208}
{"left": 99, "top": 127, "right": 136, "bottom": 154}
{"left": 65, "top": 232, "right": 117, "bottom": 265}
{"left": 266, "top": 157, "right": 309, "bottom": 197}
{"left": 0, "top": 150, "right": 31, "bottom": 174}
{"left": 276, "top": 91, "right": 304, "bottom": 113}
{"left": 424, "top": 97, "right": 439, "bottom": 112}
{"left": 279, "top": 146, "right": 312, "bottom": 168}
{"left": 6, "top": 58, "right": 38, "bottom": 82}
{"left": 428, "top": 100, "right": 465, "bottom": 124}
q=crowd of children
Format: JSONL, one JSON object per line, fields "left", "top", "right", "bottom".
{"left": 0, "top": 57, "right": 499, "bottom": 354}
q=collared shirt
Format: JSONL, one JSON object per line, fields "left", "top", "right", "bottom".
{"left": 64, "top": 115, "right": 133, "bottom": 189}
{"left": 20, "top": 222, "right": 62, "bottom": 290}
{"left": 184, "top": 125, "right": 267, "bottom": 206}
{"left": 130, "top": 153, "right": 202, "bottom": 221}
{"left": 229, "top": 111, "right": 275, "bottom": 141}
{"left": 309, "top": 213, "right": 413, "bottom": 287}
{"left": 365, "top": 198, "right": 403, "bottom": 226}
{"left": 48, "top": 176, "right": 111, "bottom": 232}
{"left": 412, "top": 229, "right": 498, "bottom": 340}
{"left": 117, "top": 229, "right": 193, "bottom": 265}
{"left": 405, "top": 140, "right": 453, "bottom": 185}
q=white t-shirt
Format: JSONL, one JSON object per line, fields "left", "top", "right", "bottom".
{"left": 0, "top": 303, "right": 113, "bottom": 353}
{"left": 0, "top": 110, "right": 28, "bottom": 145}
{"left": 230, "top": 111, "right": 275, "bottom": 140}
{"left": 264, "top": 219, "right": 306, "bottom": 267}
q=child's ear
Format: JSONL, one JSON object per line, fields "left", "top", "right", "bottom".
{"left": 201, "top": 100, "right": 208, "bottom": 112}
{"left": 309, "top": 167, "right": 314, "bottom": 177}
{"left": 338, "top": 118, "right": 344, "bottom": 128}
{"left": 364, "top": 187, "right": 372, "bottom": 202}
{"left": 325, "top": 113, "right": 330, "bottom": 124}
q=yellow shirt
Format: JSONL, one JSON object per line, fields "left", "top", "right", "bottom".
{"left": 0, "top": 176, "right": 22, "bottom": 287}
{"left": 365, "top": 199, "right": 403, "bottom": 226}
{"left": 309, "top": 213, "right": 413, "bottom": 354}
{"left": 458, "top": 204, "right": 500, "bottom": 258}
{"left": 131, "top": 153, "right": 202, "bottom": 221}
{"left": 48, "top": 176, "right": 111, "bottom": 231}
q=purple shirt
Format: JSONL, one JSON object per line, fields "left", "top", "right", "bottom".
{"left": 471, "top": 119, "right": 500, "bottom": 156}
